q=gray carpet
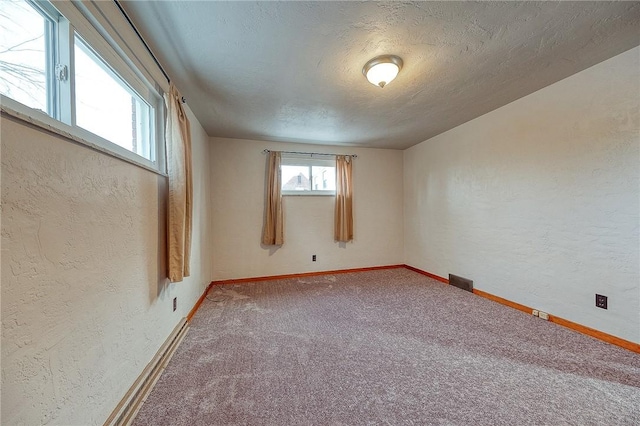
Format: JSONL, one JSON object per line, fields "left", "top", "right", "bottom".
{"left": 133, "top": 268, "right": 640, "bottom": 425}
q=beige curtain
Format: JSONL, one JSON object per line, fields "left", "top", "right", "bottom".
{"left": 262, "top": 151, "right": 284, "bottom": 245}
{"left": 165, "top": 83, "right": 193, "bottom": 282}
{"left": 334, "top": 155, "right": 353, "bottom": 242}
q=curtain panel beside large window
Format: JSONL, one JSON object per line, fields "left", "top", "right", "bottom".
{"left": 334, "top": 155, "right": 353, "bottom": 242}
{"left": 262, "top": 151, "right": 284, "bottom": 245}
{"left": 165, "top": 83, "right": 193, "bottom": 282}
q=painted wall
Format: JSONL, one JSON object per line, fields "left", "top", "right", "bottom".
{"left": 1, "top": 107, "right": 212, "bottom": 424}
{"left": 404, "top": 47, "right": 639, "bottom": 343}
{"left": 210, "top": 138, "right": 404, "bottom": 280}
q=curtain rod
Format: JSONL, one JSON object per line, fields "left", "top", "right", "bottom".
{"left": 113, "top": 0, "right": 186, "bottom": 104}
{"left": 262, "top": 149, "right": 357, "bottom": 158}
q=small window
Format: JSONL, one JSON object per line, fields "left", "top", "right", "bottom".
{"left": 0, "top": 0, "right": 56, "bottom": 114}
{"left": 281, "top": 155, "right": 335, "bottom": 195}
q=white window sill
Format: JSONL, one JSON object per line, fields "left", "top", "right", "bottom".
{"left": 1, "top": 96, "right": 167, "bottom": 177}
{"left": 283, "top": 191, "right": 336, "bottom": 196}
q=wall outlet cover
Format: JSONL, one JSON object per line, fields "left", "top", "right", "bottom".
{"left": 538, "top": 311, "right": 549, "bottom": 320}
{"left": 595, "top": 294, "right": 608, "bottom": 309}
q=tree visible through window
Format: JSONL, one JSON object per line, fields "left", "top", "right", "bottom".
{"left": 0, "top": 0, "right": 53, "bottom": 113}
{"left": 0, "top": 0, "right": 160, "bottom": 167}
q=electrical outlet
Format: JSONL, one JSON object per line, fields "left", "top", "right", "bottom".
{"left": 173, "top": 297, "right": 177, "bottom": 312}
{"left": 532, "top": 309, "right": 539, "bottom": 317}
{"left": 595, "top": 294, "right": 607, "bottom": 310}
{"left": 538, "top": 311, "right": 549, "bottom": 321}
{"left": 312, "top": 255, "right": 316, "bottom": 262}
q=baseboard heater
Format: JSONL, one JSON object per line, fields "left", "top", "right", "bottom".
{"left": 104, "top": 318, "right": 190, "bottom": 426}
{"left": 449, "top": 274, "right": 473, "bottom": 292}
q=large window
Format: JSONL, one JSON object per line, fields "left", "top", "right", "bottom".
{"left": 74, "top": 36, "right": 152, "bottom": 160}
{"left": 0, "top": 0, "right": 162, "bottom": 170}
{"left": 281, "top": 154, "right": 336, "bottom": 195}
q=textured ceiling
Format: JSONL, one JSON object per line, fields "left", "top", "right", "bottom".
{"left": 121, "top": 1, "right": 640, "bottom": 149}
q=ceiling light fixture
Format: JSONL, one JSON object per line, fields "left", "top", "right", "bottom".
{"left": 362, "top": 55, "right": 403, "bottom": 88}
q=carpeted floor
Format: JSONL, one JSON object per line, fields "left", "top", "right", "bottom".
{"left": 133, "top": 268, "right": 640, "bottom": 425}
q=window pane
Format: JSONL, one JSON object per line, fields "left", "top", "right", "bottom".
{"left": 0, "top": 0, "right": 49, "bottom": 112}
{"left": 282, "top": 165, "right": 311, "bottom": 191}
{"left": 312, "top": 166, "right": 335, "bottom": 191}
{"left": 74, "top": 36, "right": 151, "bottom": 159}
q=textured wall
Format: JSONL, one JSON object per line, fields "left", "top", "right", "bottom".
{"left": 210, "top": 138, "right": 404, "bottom": 280}
{"left": 0, "top": 107, "right": 212, "bottom": 424}
{"left": 404, "top": 47, "right": 639, "bottom": 343}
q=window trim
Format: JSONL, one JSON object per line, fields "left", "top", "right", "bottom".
{"left": 31, "top": 0, "right": 59, "bottom": 116}
{"left": 283, "top": 190, "right": 336, "bottom": 197}
{"left": 1, "top": 96, "right": 167, "bottom": 176}
{"left": 0, "top": 0, "right": 166, "bottom": 173}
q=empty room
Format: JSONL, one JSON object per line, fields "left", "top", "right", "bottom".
{"left": 1, "top": 0, "right": 639, "bottom": 425}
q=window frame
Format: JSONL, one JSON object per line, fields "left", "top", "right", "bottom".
{"left": 0, "top": 0, "right": 166, "bottom": 174}
{"left": 35, "top": 0, "right": 58, "bottom": 116}
{"left": 281, "top": 154, "right": 336, "bottom": 196}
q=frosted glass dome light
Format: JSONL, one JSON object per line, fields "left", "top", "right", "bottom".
{"left": 362, "top": 55, "right": 403, "bottom": 88}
